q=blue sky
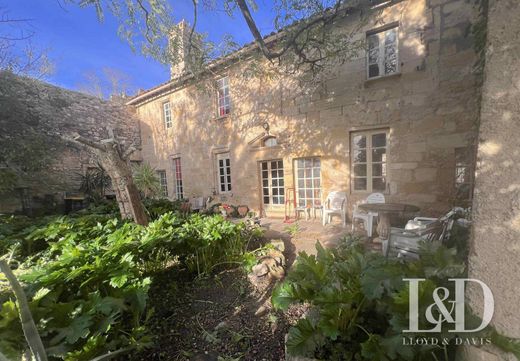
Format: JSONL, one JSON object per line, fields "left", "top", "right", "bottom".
{"left": 3, "top": 0, "right": 276, "bottom": 94}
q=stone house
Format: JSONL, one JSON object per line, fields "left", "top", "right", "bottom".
{"left": 128, "top": 0, "right": 480, "bottom": 219}
{"left": 0, "top": 71, "right": 141, "bottom": 214}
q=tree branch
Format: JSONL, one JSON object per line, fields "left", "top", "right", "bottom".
{"left": 187, "top": 0, "right": 198, "bottom": 58}
{"left": 72, "top": 134, "right": 106, "bottom": 152}
{"left": 234, "top": 0, "right": 278, "bottom": 60}
{"left": 135, "top": 0, "right": 153, "bottom": 43}
{"left": 234, "top": 0, "right": 346, "bottom": 64}
{"left": 122, "top": 144, "right": 139, "bottom": 160}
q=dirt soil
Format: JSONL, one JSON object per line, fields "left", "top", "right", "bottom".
{"left": 128, "top": 268, "right": 306, "bottom": 361}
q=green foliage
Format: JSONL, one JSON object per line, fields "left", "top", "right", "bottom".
{"left": 132, "top": 163, "right": 161, "bottom": 199}
{"left": 272, "top": 235, "right": 470, "bottom": 360}
{"left": 0, "top": 209, "right": 259, "bottom": 359}
{"left": 79, "top": 165, "right": 111, "bottom": 203}
{"left": 142, "top": 198, "right": 186, "bottom": 220}
{"left": 283, "top": 222, "right": 300, "bottom": 237}
{"left": 176, "top": 213, "right": 262, "bottom": 275}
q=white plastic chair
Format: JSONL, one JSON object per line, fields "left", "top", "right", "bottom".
{"left": 322, "top": 191, "right": 347, "bottom": 227}
{"left": 351, "top": 192, "right": 385, "bottom": 237}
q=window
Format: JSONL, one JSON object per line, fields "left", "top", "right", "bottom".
{"left": 261, "top": 160, "right": 285, "bottom": 205}
{"left": 295, "top": 158, "right": 321, "bottom": 207}
{"left": 163, "top": 101, "right": 172, "bottom": 128}
{"left": 351, "top": 130, "right": 388, "bottom": 192}
{"left": 263, "top": 136, "right": 278, "bottom": 147}
{"left": 217, "top": 76, "right": 231, "bottom": 117}
{"left": 367, "top": 26, "right": 399, "bottom": 79}
{"left": 217, "top": 153, "right": 232, "bottom": 193}
{"left": 455, "top": 147, "right": 474, "bottom": 203}
{"left": 172, "top": 158, "right": 183, "bottom": 200}
{"left": 157, "top": 170, "right": 168, "bottom": 197}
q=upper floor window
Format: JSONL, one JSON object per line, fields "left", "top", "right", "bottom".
{"left": 217, "top": 76, "right": 231, "bottom": 117}
{"left": 163, "top": 101, "right": 172, "bottom": 128}
{"left": 367, "top": 26, "right": 399, "bottom": 79}
{"left": 351, "top": 130, "right": 388, "bottom": 192}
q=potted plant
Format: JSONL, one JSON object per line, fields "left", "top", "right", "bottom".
{"left": 220, "top": 204, "right": 232, "bottom": 218}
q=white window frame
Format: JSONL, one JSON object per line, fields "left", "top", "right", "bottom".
{"left": 351, "top": 129, "right": 388, "bottom": 193}
{"left": 216, "top": 76, "right": 231, "bottom": 117}
{"left": 172, "top": 157, "right": 184, "bottom": 200}
{"left": 163, "top": 101, "right": 172, "bottom": 129}
{"left": 217, "top": 152, "right": 232, "bottom": 194}
{"left": 294, "top": 157, "right": 322, "bottom": 208}
{"left": 366, "top": 25, "right": 399, "bottom": 80}
{"left": 157, "top": 170, "right": 168, "bottom": 197}
{"left": 260, "top": 160, "right": 285, "bottom": 206}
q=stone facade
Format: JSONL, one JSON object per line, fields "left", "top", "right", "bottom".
{"left": 129, "top": 0, "right": 481, "bottom": 219}
{"left": 0, "top": 71, "right": 141, "bottom": 214}
{"left": 466, "top": 0, "right": 520, "bottom": 359}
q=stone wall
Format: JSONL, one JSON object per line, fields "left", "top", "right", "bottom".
{"left": 0, "top": 71, "right": 141, "bottom": 214}
{"left": 465, "top": 0, "right": 520, "bottom": 359}
{"left": 132, "top": 0, "right": 480, "bottom": 219}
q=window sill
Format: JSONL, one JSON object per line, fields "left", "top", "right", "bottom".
{"left": 351, "top": 190, "right": 390, "bottom": 195}
{"left": 364, "top": 72, "right": 401, "bottom": 85}
{"left": 213, "top": 114, "right": 231, "bottom": 122}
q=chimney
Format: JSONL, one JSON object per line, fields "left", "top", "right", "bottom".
{"left": 169, "top": 20, "right": 201, "bottom": 80}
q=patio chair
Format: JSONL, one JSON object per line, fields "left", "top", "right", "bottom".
{"left": 322, "top": 191, "right": 347, "bottom": 227}
{"left": 383, "top": 208, "right": 462, "bottom": 260}
{"left": 351, "top": 192, "right": 385, "bottom": 237}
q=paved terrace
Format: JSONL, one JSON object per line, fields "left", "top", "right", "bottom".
{"left": 258, "top": 217, "right": 379, "bottom": 265}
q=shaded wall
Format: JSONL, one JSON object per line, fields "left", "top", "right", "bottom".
{"left": 466, "top": 0, "right": 520, "bottom": 359}
{"left": 0, "top": 72, "right": 141, "bottom": 214}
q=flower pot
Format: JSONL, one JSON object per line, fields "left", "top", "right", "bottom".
{"left": 237, "top": 205, "right": 249, "bottom": 217}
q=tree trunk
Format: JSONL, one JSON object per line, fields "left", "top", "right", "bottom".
{"left": 97, "top": 145, "right": 149, "bottom": 226}
{"left": 71, "top": 132, "right": 149, "bottom": 226}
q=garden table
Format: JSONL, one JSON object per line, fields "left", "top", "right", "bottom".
{"left": 357, "top": 203, "right": 420, "bottom": 240}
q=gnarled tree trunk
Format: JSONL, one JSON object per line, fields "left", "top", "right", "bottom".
{"left": 72, "top": 130, "right": 148, "bottom": 226}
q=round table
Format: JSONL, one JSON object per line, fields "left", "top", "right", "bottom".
{"left": 357, "top": 203, "right": 420, "bottom": 240}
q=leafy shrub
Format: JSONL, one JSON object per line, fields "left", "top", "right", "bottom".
{"left": 177, "top": 214, "right": 263, "bottom": 275}
{"left": 272, "top": 236, "right": 473, "bottom": 361}
{"left": 73, "top": 200, "right": 119, "bottom": 217}
{"left": 78, "top": 164, "right": 111, "bottom": 204}
{"left": 132, "top": 163, "right": 161, "bottom": 199}
{"left": 1, "top": 215, "right": 62, "bottom": 259}
{"left": 0, "top": 212, "right": 260, "bottom": 359}
{"left": 142, "top": 198, "right": 187, "bottom": 220}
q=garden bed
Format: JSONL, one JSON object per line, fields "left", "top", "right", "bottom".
{"left": 129, "top": 268, "right": 306, "bottom": 361}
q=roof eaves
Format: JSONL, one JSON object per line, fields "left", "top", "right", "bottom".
{"left": 126, "top": 28, "right": 285, "bottom": 106}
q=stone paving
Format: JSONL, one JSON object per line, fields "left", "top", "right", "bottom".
{"left": 259, "top": 217, "right": 354, "bottom": 265}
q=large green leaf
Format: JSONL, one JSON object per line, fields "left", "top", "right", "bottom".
{"left": 271, "top": 282, "right": 298, "bottom": 310}
{"left": 286, "top": 318, "right": 324, "bottom": 357}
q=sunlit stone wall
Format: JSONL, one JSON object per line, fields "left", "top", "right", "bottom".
{"left": 133, "top": 0, "right": 481, "bottom": 218}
